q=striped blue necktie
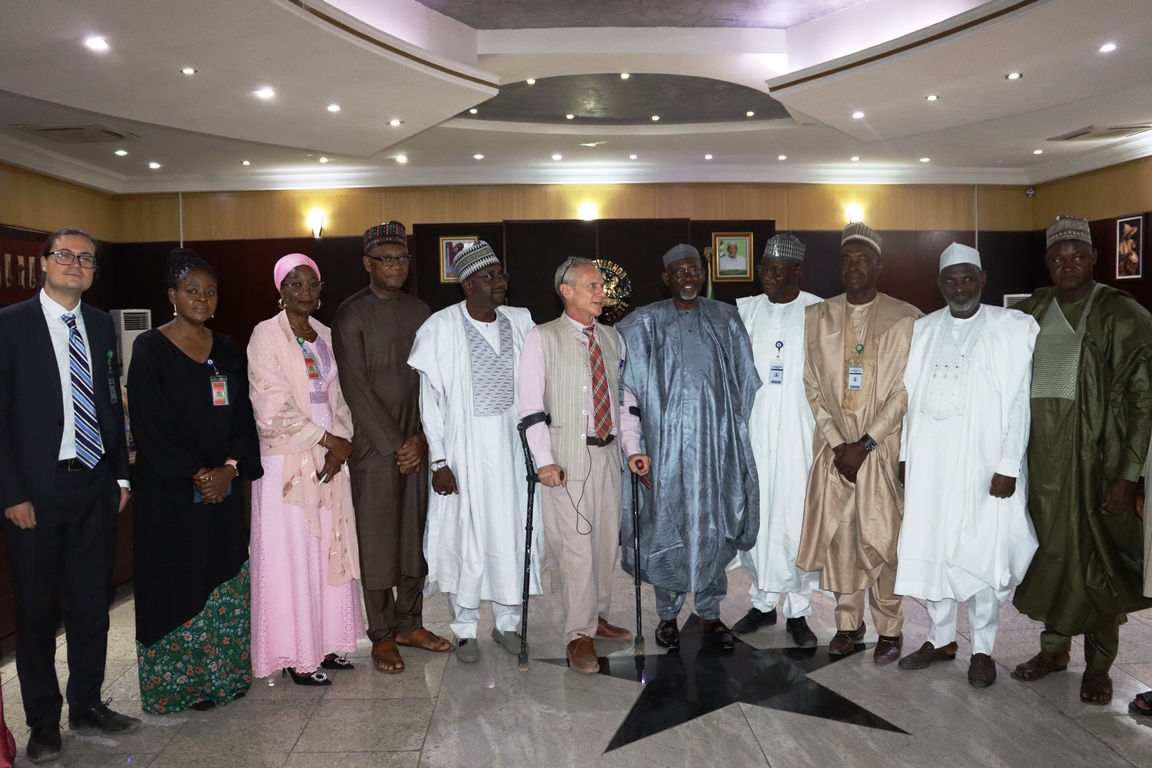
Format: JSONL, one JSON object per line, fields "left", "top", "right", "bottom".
{"left": 62, "top": 313, "right": 104, "bottom": 469}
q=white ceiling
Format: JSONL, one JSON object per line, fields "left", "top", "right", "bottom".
{"left": 0, "top": 0, "right": 1150, "bottom": 194}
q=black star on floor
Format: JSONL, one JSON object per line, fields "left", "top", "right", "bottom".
{"left": 543, "top": 614, "right": 908, "bottom": 753}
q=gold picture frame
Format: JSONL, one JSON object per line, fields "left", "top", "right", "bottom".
{"left": 439, "top": 236, "right": 477, "bottom": 283}
{"left": 710, "top": 232, "right": 753, "bottom": 282}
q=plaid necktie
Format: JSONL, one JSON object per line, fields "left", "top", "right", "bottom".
{"left": 62, "top": 313, "right": 104, "bottom": 469}
{"left": 583, "top": 324, "right": 612, "bottom": 441}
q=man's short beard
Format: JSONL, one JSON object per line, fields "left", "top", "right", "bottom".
{"left": 678, "top": 287, "right": 699, "bottom": 301}
{"left": 946, "top": 295, "right": 981, "bottom": 314}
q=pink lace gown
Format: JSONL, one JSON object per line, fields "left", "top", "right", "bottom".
{"left": 250, "top": 336, "right": 364, "bottom": 677}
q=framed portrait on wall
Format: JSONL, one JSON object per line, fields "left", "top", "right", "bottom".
{"left": 1116, "top": 215, "right": 1142, "bottom": 280}
{"left": 710, "top": 232, "right": 753, "bottom": 282}
{"left": 439, "top": 236, "right": 477, "bottom": 283}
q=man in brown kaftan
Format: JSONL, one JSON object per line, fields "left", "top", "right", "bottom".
{"left": 333, "top": 220, "right": 452, "bottom": 673}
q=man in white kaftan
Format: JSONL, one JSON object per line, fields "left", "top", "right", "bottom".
{"left": 732, "top": 234, "right": 823, "bottom": 647}
{"left": 408, "top": 242, "right": 542, "bottom": 663}
{"left": 895, "top": 243, "right": 1039, "bottom": 687}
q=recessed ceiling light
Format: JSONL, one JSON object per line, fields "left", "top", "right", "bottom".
{"left": 327, "top": 104, "right": 340, "bottom": 112}
{"left": 180, "top": 67, "right": 197, "bottom": 76}
{"left": 651, "top": 115, "right": 660, "bottom": 121}
{"left": 255, "top": 87, "right": 275, "bottom": 99}
{"left": 148, "top": 162, "right": 161, "bottom": 169}
{"left": 746, "top": 111, "right": 755, "bottom": 117}
{"left": 114, "top": 149, "right": 127, "bottom": 157}
{"left": 705, "top": 154, "right": 713, "bottom": 160}
{"left": 1033, "top": 149, "right": 1043, "bottom": 155}
{"left": 242, "top": 160, "right": 250, "bottom": 166}
{"left": 1005, "top": 72, "right": 1022, "bottom": 80}
{"left": 778, "top": 155, "right": 787, "bottom": 160}
{"left": 552, "top": 154, "right": 562, "bottom": 160}
{"left": 920, "top": 157, "right": 931, "bottom": 163}
{"left": 1100, "top": 42, "right": 1117, "bottom": 53}
{"left": 566, "top": 114, "right": 574, "bottom": 120}
{"left": 926, "top": 94, "right": 939, "bottom": 101}
{"left": 851, "top": 156, "right": 860, "bottom": 161}
{"left": 319, "top": 157, "right": 329, "bottom": 163}
{"left": 629, "top": 154, "right": 637, "bottom": 160}
{"left": 620, "top": 73, "right": 630, "bottom": 79}
{"left": 389, "top": 119, "right": 403, "bottom": 126}
{"left": 84, "top": 36, "right": 109, "bottom": 52}
{"left": 526, "top": 78, "right": 536, "bottom": 85}
{"left": 469, "top": 108, "right": 478, "bottom": 114}
{"left": 473, "top": 154, "right": 484, "bottom": 160}
{"left": 396, "top": 155, "right": 408, "bottom": 164}
{"left": 852, "top": 111, "right": 865, "bottom": 119}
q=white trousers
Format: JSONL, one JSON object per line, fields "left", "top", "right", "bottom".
{"left": 447, "top": 593, "right": 520, "bottom": 639}
{"left": 926, "top": 587, "right": 1000, "bottom": 656}
{"left": 749, "top": 587, "right": 812, "bottom": 619}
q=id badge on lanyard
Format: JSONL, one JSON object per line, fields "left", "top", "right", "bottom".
{"left": 769, "top": 341, "right": 784, "bottom": 384}
{"left": 847, "top": 344, "right": 864, "bottom": 391}
{"left": 304, "top": 355, "right": 321, "bottom": 380}
{"left": 207, "top": 358, "right": 229, "bottom": 406}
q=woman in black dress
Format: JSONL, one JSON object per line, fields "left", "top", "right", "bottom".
{"left": 128, "top": 249, "right": 262, "bottom": 714}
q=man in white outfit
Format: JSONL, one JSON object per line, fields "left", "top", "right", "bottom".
{"left": 895, "top": 242, "right": 1039, "bottom": 686}
{"left": 732, "top": 234, "right": 823, "bottom": 647}
{"left": 408, "top": 241, "right": 542, "bottom": 663}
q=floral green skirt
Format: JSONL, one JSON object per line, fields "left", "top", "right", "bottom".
{"left": 136, "top": 562, "right": 254, "bottom": 714}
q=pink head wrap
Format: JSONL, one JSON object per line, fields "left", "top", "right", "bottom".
{"left": 274, "top": 253, "right": 321, "bottom": 291}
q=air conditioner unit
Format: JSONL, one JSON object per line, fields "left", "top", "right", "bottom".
{"left": 111, "top": 309, "right": 151, "bottom": 377}
{"left": 1003, "top": 293, "right": 1031, "bottom": 309}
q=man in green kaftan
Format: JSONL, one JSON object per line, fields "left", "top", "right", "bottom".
{"left": 1011, "top": 214, "right": 1152, "bottom": 705}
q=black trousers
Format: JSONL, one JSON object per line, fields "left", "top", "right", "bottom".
{"left": 2, "top": 462, "right": 119, "bottom": 726}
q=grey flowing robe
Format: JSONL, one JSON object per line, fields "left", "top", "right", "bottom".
{"left": 618, "top": 298, "right": 761, "bottom": 594}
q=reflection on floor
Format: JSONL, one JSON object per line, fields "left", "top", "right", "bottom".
{"left": 2, "top": 566, "right": 1152, "bottom": 767}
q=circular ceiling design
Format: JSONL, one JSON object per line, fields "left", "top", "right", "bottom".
{"left": 414, "top": 0, "right": 870, "bottom": 29}
{"left": 459, "top": 74, "right": 790, "bottom": 126}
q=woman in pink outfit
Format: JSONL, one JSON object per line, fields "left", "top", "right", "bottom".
{"left": 247, "top": 253, "right": 364, "bottom": 685}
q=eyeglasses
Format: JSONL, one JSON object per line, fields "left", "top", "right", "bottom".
{"left": 669, "top": 267, "right": 704, "bottom": 279}
{"left": 49, "top": 250, "right": 98, "bottom": 269}
{"left": 283, "top": 280, "right": 323, "bottom": 291}
{"left": 367, "top": 254, "right": 411, "bottom": 266}
{"left": 470, "top": 272, "right": 510, "bottom": 283}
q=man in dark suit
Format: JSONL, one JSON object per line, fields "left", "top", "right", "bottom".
{"left": 0, "top": 228, "right": 138, "bottom": 764}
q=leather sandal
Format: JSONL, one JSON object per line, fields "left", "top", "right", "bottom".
{"left": 1129, "top": 690, "right": 1152, "bottom": 715}
{"left": 372, "top": 640, "right": 405, "bottom": 673}
{"left": 1010, "top": 650, "right": 1069, "bottom": 682}
{"left": 395, "top": 627, "right": 453, "bottom": 653}
{"left": 1080, "top": 668, "right": 1113, "bottom": 705}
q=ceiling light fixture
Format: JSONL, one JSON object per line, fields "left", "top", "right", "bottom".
{"left": 620, "top": 73, "right": 630, "bottom": 79}
{"left": 242, "top": 160, "right": 250, "bottom": 166}
{"left": 851, "top": 156, "right": 860, "bottom": 161}
{"left": 319, "top": 157, "right": 329, "bottom": 163}
{"left": 327, "top": 104, "right": 340, "bottom": 112}
{"left": 84, "top": 36, "right": 109, "bottom": 51}
{"left": 920, "top": 157, "right": 931, "bottom": 163}
{"left": 852, "top": 111, "right": 865, "bottom": 119}
{"left": 1005, "top": 72, "right": 1022, "bottom": 80}
{"left": 552, "top": 154, "right": 562, "bottom": 160}
{"left": 566, "top": 114, "right": 574, "bottom": 120}
{"left": 926, "top": 94, "right": 939, "bottom": 101}
{"left": 704, "top": 154, "right": 713, "bottom": 160}
{"left": 778, "top": 155, "right": 787, "bottom": 160}
{"left": 255, "top": 87, "right": 275, "bottom": 99}
{"left": 746, "top": 111, "right": 755, "bottom": 117}
{"left": 526, "top": 78, "right": 536, "bottom": 85}
{"left": 181, "top": 67, "right": 197, "bottom": 75}
{"left": 114, "top": 149, "right": 127, "bottom": 157}
{"left": 148, "top": 162, "right": 161, "bottom": 169}
{"left": 473, "top": 154, "right": 484, "bottom": 160}
{"left": 651, "top": 115, "right": 660, "bottom": 121}
{"left": 469, "top": 108, "right": 478, "bottom": 114}
{"left": 1100, "top": 42, "right": 1117, "bottom": 53}
{"left": 629, "top": 154, "right": 637, "bottom": 160}
{"left": 1033, "top": 149, "right": 1043, "bottom": 155}
{"left": 396, "top": 155, "right": 408, "bottom": 164}
{"left": 389, "top": 119, "right": 403, "bottom": 126}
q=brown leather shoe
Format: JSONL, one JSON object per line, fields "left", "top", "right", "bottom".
{"left": 873, "top": 633, "right": 903, "bottom": 664}
{"left": 968, "top": 653, "right": 997, "bottom": 687}
{"left": 828, "top": 622, "right": 866, "bottom": 656}
{"left": 1010, "top": 650, "right": 1070, "bottom": 682}
{"left": 567, "top": 634, "right": 600, "bottom": 674}
{"left": 596, "top": 616, "right": 633, "bottom": 641}
{"left": 898, "top": 641, "right": 958, "bottom": 670}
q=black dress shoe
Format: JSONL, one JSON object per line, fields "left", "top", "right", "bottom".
{"left": 26, "top": 720, "right": 62, "bottom": 765}
{"left": 732, "top": 607, "right": 777, "bottom": 635}
{"left": 785, "top": 617, "right": 818, "bottom": 648}
{"left": 655, "top": 619, "right": 680, "bottom": 649}
{"left": 700, "top": 619, "right": 735, "bottom": 650}
{"left": 68, "top": 703, "right": 141, "bottom": 734}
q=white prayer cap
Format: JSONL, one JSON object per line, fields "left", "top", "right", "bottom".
{"left": 939, "top": 242, "right": 981, "bottom": 272}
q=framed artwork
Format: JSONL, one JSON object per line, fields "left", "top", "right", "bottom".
{"left": 439, "top": 236, "right": 477, "bottom": 283}
{"left": 1116, "top": 215, "right": 1142, "bottom": 280}
{"left": 710, "top": 232, "right": 753, "bottom": 282}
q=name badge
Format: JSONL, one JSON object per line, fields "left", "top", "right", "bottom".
{"left": 210, "top": 375, "right": 230, "bottom": 406}
{"left": 769, "top": 363, "right": 784, "bottom": 384}
{"left": 848, "top": 366, "right": 864, "bottom": 391}
{"left": 304, "top": 356, "right": 321, "bottom": 380}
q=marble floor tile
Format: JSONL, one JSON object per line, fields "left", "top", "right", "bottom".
{"left": 289, "top": 752, "right": 420, "bottom": 768}
{"left": 149, "top": 753, "right": 287, "bottom": 768}
{"left": 293, "top": 698, "right": 435, "bottom": 753}
{"left": 1115, "top": 662, "right": 1152, "bottom": 687}
{"left": 1075, "top": 713, "right": 1152, "bottom": 767}
{"left": 1016, "top": 664, "right": 1152, "bottom": 719}
{"left": 162, "top": 700, "right": 317, "bottom": 755}
{"left": 16, "top": 752, "right": 160, "bottom": 767}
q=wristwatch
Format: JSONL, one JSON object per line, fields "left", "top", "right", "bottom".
{"left": 430, "top": 459, "right": 448, "bottom": 472}
{"left": 861, "top": 434, "right": 878, "bottom": 452}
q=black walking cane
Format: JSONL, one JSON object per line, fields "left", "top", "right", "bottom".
{"left": 628, "top": 405, "right": 645, "bottom": 656}
{"left": 516, "top": 412, "right": 550, "bottom": 672}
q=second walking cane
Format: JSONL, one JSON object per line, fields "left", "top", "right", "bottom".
{"left": 629, "top": 405, "right": 645, "bottom": 656}
{"left": 515, "top": 412, "right": 549, "bottom": 671}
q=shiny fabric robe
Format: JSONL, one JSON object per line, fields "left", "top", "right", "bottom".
{"left": 796, "top": 293, "right": 921, "bottom": 593}
{"left": 1012, "top": 285, "right": 1152, "bottom": 634}
{"left": 618, "top": 298, "right": 761, "bottom": 594}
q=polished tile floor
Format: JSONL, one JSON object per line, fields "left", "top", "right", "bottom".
{"left": 3, "top": 566, "right": 1152, "bottom": 767}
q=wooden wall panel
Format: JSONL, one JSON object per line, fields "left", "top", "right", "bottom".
{"left": 1033, "top": 156, "right": 1152, "bottom": 227}
{"left": 652, "top": 185, "right": 724, "bottom": 220}
{"left": 114, "top": 194, "right": 181, "bottom": 242}
{"left": 0, "top": 163, "right": 116, "bottom": 239}
{"left": 977, "top": 186, "right": 1031, "bottom": 232}
{"left": 720, "top": 185, "right": 791, "bottom": 224}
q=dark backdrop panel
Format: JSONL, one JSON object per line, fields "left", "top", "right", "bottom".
{"left": 689, "top": 219, "right": 775, "bottom": 306}
{"left": 595, "top": 218, "right": 691, "bottom": 320}
{"left": 979, "top": 230, "right": 1049, "bottom": 306}
{"left": 504, "top": 219, "right": 598, "bottom": 323}
{"left": 1091, "top": 213, "right": 1151, "bottom": 310}
{"left": 413, "top": 223, "right": 504, "bottom": 314}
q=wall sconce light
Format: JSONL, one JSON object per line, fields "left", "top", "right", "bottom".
{"left": 578, "top": 202, "right": 598, "bottom": 221}
{"left": 846, "top": 204, "right": 863, "bottom": 224}
{"left": 307, "top": 209, "right": 325, "bottom": 238}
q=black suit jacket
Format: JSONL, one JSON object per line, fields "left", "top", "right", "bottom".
{"left": 0, "top": 295, "right": 130, "bottom": 511}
